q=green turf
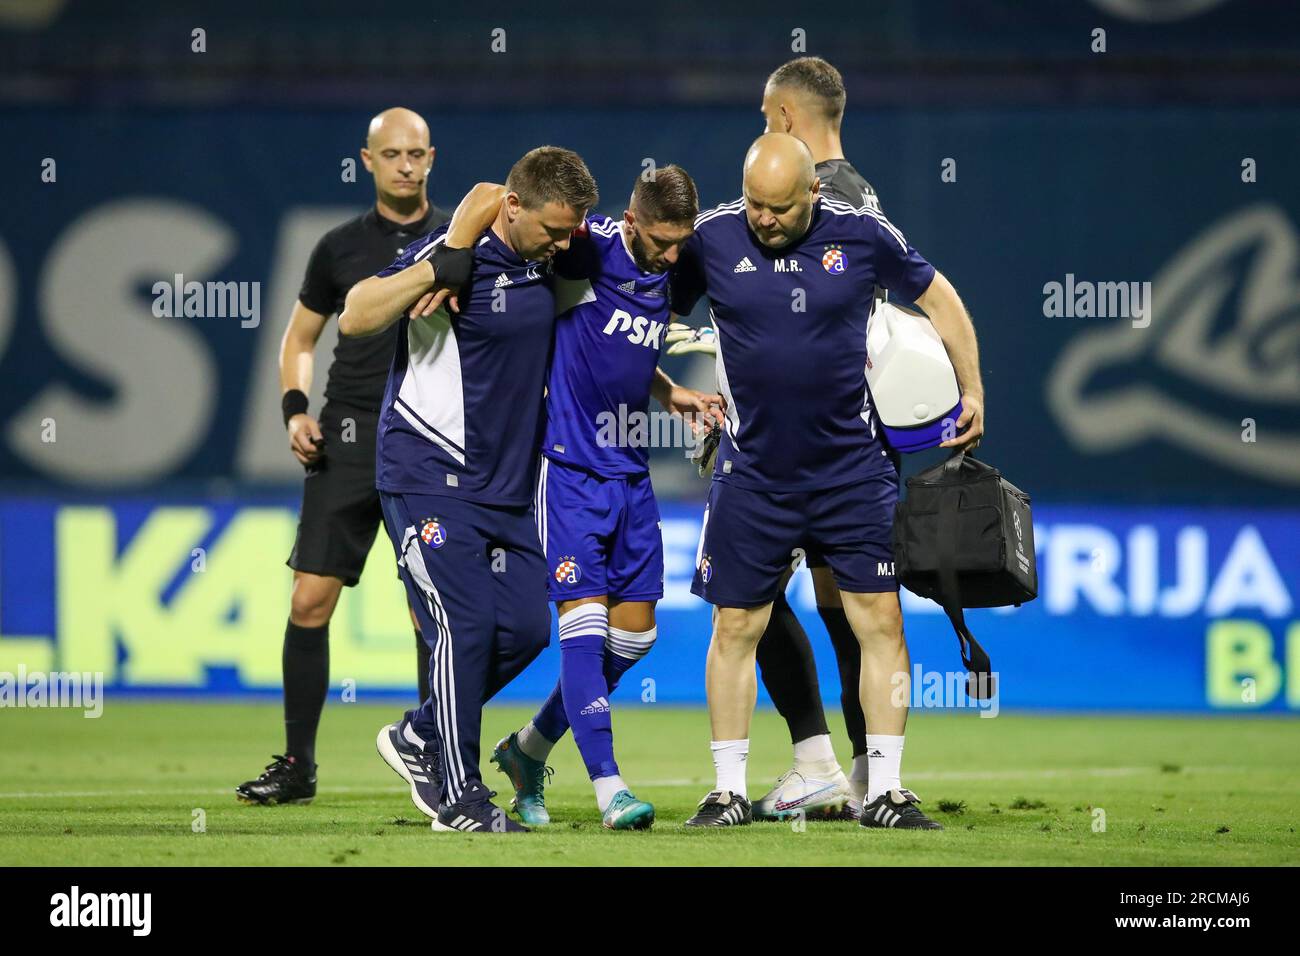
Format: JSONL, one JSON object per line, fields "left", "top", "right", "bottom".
{"left": 1, "top": 702, "right": 1297, "bottom": 866}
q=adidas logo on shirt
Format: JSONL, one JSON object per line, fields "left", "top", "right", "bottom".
{"left": 733, "top": 257, "right": 757, "bottom": 273}
{"left": 580, "top": 696, "right": 610, "bottom": 716}
{"left": 494, "top": 272, "right": 513, "bottom": 288}
{"left": 617, "top": 279, "right": 637, "bottom": 294}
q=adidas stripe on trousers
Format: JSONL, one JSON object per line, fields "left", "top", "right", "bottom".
{"left": 380, "top": 491, "right": 551, "bottom": 805}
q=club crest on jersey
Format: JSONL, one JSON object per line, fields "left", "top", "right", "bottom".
{"left": 822, "top": 244, "right": 846, "bottom": 274}
{"left": 554, "top": 556, "right": 582, "bottom": 586}
{"left": 419, "top": 518, "right": 446, "bottom": 549}
{"left": 699, "top": 555, "right": 713, "bottom": 584}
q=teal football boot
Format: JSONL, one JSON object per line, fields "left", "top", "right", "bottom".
{"left": 602, "top": 789, "right": 655, "bottom": 831}
{"left": 490, "top": 732, "right": 553, "bottom": 826}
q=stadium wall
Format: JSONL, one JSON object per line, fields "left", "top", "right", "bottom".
{"left": 0, "top": 105, "right": 1297, "bottom": 504}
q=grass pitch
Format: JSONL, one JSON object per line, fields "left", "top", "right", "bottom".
{"left": 1, "top": 702, "right": 1297, "bottom": 866}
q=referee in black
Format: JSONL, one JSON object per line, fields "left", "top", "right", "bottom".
{"left": 237, "top": 107, "right": 449, "bottom": 805}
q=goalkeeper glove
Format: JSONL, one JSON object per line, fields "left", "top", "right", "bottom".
{"left": 665, "top": 323, "right": 717, "bottom": 357}
{"left": 691, "top": 421, "right": 721, "bottom": 478}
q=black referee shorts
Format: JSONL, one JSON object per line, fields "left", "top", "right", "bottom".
{"left": 287, "top": 402, "right": 384, "bottom": 587}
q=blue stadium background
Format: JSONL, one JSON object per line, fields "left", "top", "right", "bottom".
{"left": 0, "top": 0, "right": 1296, "bottom": 712}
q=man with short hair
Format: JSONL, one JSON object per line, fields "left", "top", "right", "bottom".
{"left": 673, "top": 133, "right": 983, "bottom": 829}
{"left": 341, "top": 146, "right": 602, "bottom": 833}
{"left": 488, "top": 166, "right": 722, "bottom": 830}
{"left": 236, "top": 107, "right": 447, "bottom": 807}
{"left": 670, "top": 56, "right": 947, "bottom": 822}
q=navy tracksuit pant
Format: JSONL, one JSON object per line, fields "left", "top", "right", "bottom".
{"left": 381, "top": 491, "right": 551, "bottom": 805}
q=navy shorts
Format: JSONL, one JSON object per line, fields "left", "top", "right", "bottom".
{"left": 800, "top": 451, "right": 900, "bottom": 572}
{"left": 692, "top": 474, "right": 899, "bottom": 608}
{"left": 537, "top": 456, "right": 664, "bottom": 603}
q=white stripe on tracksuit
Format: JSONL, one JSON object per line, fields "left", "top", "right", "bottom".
{"left": 534, "top": 456, "right": 549, "bottom": 552}
{"left": 402, "top": 526, "right": 466, "bottom": 803}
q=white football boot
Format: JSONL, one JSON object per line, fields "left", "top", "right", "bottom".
{"left": 752, "top": 765, "right": 853, "bottom": 821}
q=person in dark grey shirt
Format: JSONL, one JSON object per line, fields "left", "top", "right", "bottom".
{"left": 724, "top": 56, "right": 979, "bottom": 824}
{"left": 236, "top": 107, "right": 449, "bottom": 806}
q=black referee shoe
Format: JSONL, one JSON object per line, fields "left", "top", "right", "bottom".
{"left": 684, "top": 790, "right": 752, "bottom": 827}
{"left": 235, "top": 755, "right": 317, "bottom": 805}
{"left": 859, "top": 788, "right": 944, "bottom": 830}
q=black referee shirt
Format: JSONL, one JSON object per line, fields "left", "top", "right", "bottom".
{"left": 298, "top": 204, "right": 450, "bottom": 412}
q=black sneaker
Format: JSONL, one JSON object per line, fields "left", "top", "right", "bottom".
{"left": 859, "top": 788, "right": 944, "bottom": 830}
{"left": 375, "top": 720, "right": 443, "bottom": 819}
{"left": 235, "top": 755, "right": 316, "bottom": 805}
{"left": 433, "top": 781, "right": 529, "bottom": 833}
{"left": 684, "top": 790, "right": 752, "bottom": 827}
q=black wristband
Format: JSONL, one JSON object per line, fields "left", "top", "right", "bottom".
{"left": 431, "top": 242, "right": 474, "bottom": 290}
{"left": 282, "top": 389, "right": 309, "bottom": 428}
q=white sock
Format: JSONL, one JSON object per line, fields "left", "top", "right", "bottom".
{"left": 516, "top": 721, "right": 554, "bottom": 762}
{"left": 864, "top": 734, "right": 904, "bottom": 802}
{"left": 401, "top": 721, "right": 426, "bottom": 749}
{"left": 593, "top": 774, "right": 628, "bottom": 812}
{"left": 711, "top": 739, "right": 749, "bottom": 797}
{"left": 848, "top": 754, "right": 871, "bottom": 804}
{"left": 606, "top": 625, "right": 657, "bottom": 661}
{"left": 792, "top": 733, "right": 837, "bottom": 772}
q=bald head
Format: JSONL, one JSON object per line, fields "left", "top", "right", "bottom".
{"left": 361, "top": 107, "right": 434, "bottom": 213}
{"left": 745, "top": 133, "right": 816, "bottom": 194}
{"left": 366, "top": 107, "right": 429, "bottom": 150}
{"left": 742, "top": 133, "right": 820, "bottom": 248}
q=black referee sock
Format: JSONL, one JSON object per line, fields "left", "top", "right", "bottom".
{"left": 283, "top": 620, "right": 329, "bottom": 768}
{"left": 755, "top": 592, "right": 831, "bottom": 744}
{"left": 819, "top": 605, "right": 868, "bottom": 758}
{"left": 415, "top": 628, "right": 431, "bottom": 704}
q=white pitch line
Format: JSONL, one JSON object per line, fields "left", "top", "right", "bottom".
{"left": 0, "top": 785, "right": 407, "bottom": 800}
{"left": 643, "top": 765, "right": 1237, "bottom": 786}
{"left": 0, "top": 766, "right": 1236, "bottom": 800}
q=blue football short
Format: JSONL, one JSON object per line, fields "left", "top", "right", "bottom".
{"left": 692, "top": 474, "right": 899, "bottom": 608}
{"left": 537, "top": 455, "right": 664, "bottom": 603}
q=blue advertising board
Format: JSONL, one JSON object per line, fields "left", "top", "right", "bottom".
{"left": 1, "top": 495, "right": 1294, "bottom": 712}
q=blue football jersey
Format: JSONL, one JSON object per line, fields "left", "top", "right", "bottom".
{"left": 669, "top": 196, "right": 936, "bottom": 491}
{"left": 543, "top": 216, "right": 671, "bottom": 478}
{"left": 374, "top": 224, "right": 555, "bottom": 506}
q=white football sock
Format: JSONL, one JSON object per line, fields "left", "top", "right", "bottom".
{"left": 401, "top": 721, "right": 427, "bottom": 749}
{"left": 792, "top": 733, "right": 837, "bottom": 773}
{"left": 606, "top": 625, "right": 657, "bottom": 661}
{"left": 593, "top": 774, "right": 628, "bottom": 812}
{"left": 711, "top": 739, "right": 749, "bottom": 797}
{"left": 516, "top": 720, "right": 555, "bottom": 762}
{"left": 864, "top": 734, "right": 905, "bottom": 802}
